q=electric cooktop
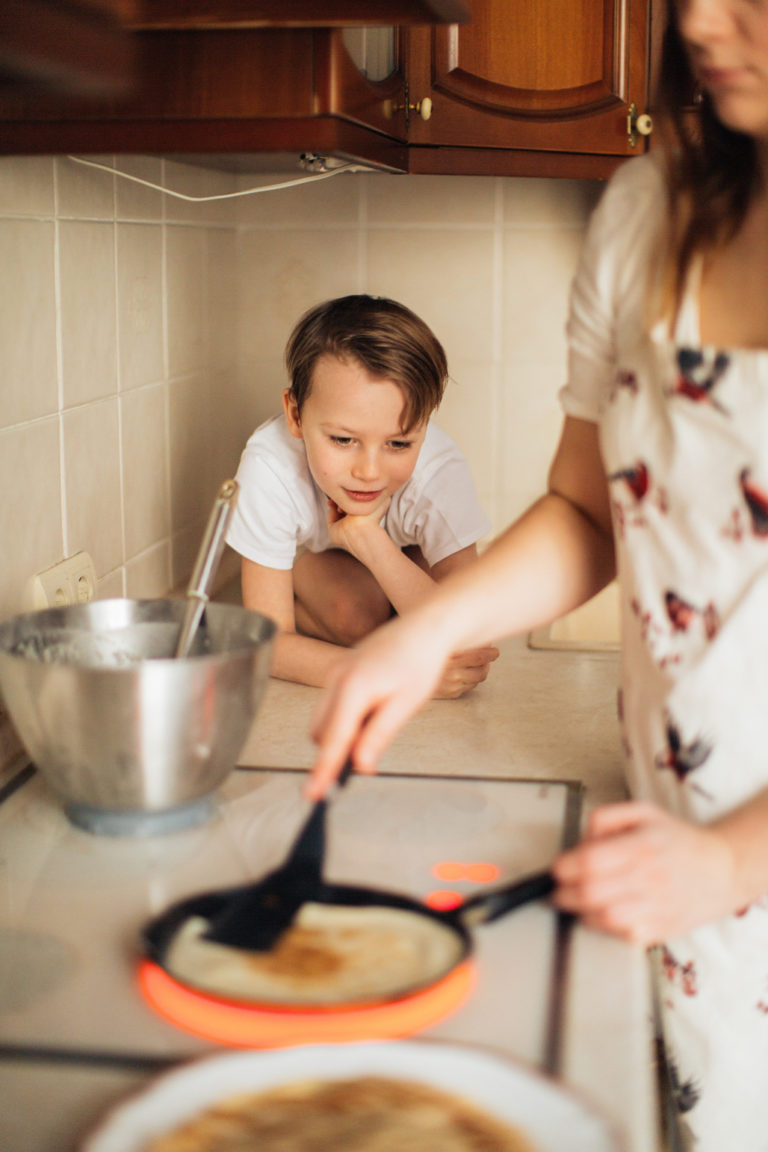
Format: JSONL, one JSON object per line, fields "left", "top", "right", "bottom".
{"left": 0, "top": 764, "right": 580, "bottom": 1073}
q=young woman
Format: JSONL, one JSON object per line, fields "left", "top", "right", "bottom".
{"left": 308, "top": 3, "right": 768, "bottom": 1146}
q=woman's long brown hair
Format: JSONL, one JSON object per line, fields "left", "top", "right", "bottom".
{"left": 657, "top": 9, "right": 760, "bottom": 311}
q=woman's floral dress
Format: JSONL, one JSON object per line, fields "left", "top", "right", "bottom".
{"left": 561, "top": 154, "right": 768, "bottom": 1151}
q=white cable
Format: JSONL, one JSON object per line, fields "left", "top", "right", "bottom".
{"left": 66, "top": 154, "right": 364, "bottom": 200}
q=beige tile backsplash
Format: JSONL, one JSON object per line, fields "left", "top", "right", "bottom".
{"left": 59, "top": 219, "right": 118, "bottom": 407}
{"left": 0, "top": 219, "right": 58, "bottom": 427}
{"left": 61, "top": 397, "right": 123, "bottom": 577}
{"left": 0, "top": 153, "right": 602, "bottom": 621}
{"left": 116, "top": 222, "right": 165, "bottom": 392}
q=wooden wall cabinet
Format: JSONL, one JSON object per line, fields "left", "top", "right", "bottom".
{"left": 403, "top": 0, "right": 656, "bottom": 178}
{"left": 0, "top": 0, "right": 138, "bottom": 100}
{"left": 127, "top": 1, "right": 471, "bottom": 29}
{"left": 0, "top": 27, "right": 409, "bottom": 171}
{"left": 0, "top": 0, "right": 662, "bottom": 179}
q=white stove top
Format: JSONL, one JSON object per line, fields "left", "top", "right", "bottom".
{"left": 0, "top": 765, "right": 579, "bottom": 1071}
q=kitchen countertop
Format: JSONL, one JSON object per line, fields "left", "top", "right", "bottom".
{"left": 0, "top": 633, "right": 663, "bottom": 1152}
{"left": 240, "top": 633, "right": 628, "bottom": 810}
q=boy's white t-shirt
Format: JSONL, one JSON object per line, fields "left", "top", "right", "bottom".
{"left": 227, "top": 415, "right": 490, "bottom": 570}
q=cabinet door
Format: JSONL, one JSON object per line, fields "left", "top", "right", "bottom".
{"left": 405, "top": 0, "right": 651, "bottom": 157}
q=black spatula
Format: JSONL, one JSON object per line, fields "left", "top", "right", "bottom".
{"left": 200, "top": 760, "right": 353, "bottom": 952}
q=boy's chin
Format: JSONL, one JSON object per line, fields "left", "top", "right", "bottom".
{"left": 336, "top": 495, "right": 388, "bottom": 517}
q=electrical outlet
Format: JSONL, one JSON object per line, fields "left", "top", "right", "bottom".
{"left": 27, "top": 552, "right": 97, "bottom": 610}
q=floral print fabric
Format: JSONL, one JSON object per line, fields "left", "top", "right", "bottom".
{"left": 601, "top": 330, "right": 768, "bottom": 1151}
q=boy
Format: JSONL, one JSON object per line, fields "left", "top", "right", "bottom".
{"left": 226, "top": 294, "right": 498, "bottom": 695}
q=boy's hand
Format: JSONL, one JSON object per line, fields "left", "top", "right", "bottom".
{"left": 434, "top": 646, "right": 500, "bottom": 698}
{"left": 327, "top": 496, "right": 391, "bottom": 555}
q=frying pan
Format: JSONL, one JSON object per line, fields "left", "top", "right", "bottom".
{"left": 196, "top": 760, "right": 355, "bottom": 952}
{"left": 141, "top": 863, "right": 555, "bottom": 1010}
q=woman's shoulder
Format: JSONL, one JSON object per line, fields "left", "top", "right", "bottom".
{"left": 576, "top": 153, "right": 668, "bottom": 313}
{"left": 606, "top": 150, "right": 666, "bottom": 195}
{"left": 562, "top": 155, "right": 668, "bottom": 418}
{"left": 589, "top": 153, "right": 667, "bottom": 251}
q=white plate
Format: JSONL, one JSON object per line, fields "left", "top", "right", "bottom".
{"left": 81, "top": 1040, "right": 624, "bottom": 1152}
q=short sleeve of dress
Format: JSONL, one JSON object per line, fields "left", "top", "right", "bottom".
{"left": 560, "top": 154, "right": 667, "bottom": 423}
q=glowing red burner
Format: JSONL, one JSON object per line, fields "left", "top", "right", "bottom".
{"left": 425, "top": 889, "right": 464, "bottom": 911}
{"left": 138, "top": 960, "right": 475, "bottom": 1049}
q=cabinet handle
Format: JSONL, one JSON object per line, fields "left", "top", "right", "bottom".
{"left": 393, "top": 96, "right": 433, "bottom": 121}
{"left": 627, "top": 103, "right": 653, "bottom": 148}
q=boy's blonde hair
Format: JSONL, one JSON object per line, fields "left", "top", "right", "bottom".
{"left": 285, "top": 295, "right": 448, "bottom": 431}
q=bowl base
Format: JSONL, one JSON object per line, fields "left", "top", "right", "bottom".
{"left": 64, "top": 795, "right": 216, "bottom": 837}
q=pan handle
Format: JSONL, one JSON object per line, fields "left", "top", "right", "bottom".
{"left": 457, "top": 869, "right": 556, "bottom": 928}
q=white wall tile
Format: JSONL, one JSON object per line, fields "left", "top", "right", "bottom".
{"left": 206, "top": 228, "right": 237, "bottom": 373}
{"left": 0, "top": 156, "right": 55, "bottom": 217}
{"left": 164, "top": 161, "right": 239, "bottom": 227}
{"left": 503, "top": 177, "right": 602, "bottom": 228}
{"left": 366, "top": 173, "right": 496, "bottom": 225}
{"left": 0, "top": 219, "right": 58, "bottom": 426}
{"left": 96, "top": 568, "right": 124, "bottom": 599}
{"left": 62, "top": 398, "right": 123, "bottom": 578}
{"left": 169, "top": 373, "right": 215, "bottom": 533}
{"left": 0, "top": 420, "right": 62, "bottom": 619}
{"left": 126, "top": 541, "right": 171, "bottom": 599}
{"left": 236, "top": 229, "right": 360, "bottom": 369}
{"left": 236, "top": 168, "right": 360, "bottom": 227}
{"left": 433, "top": 355, "right": 497, "bottom": 517}
{"left": 114, "top": 155, "right": 164, "bottom": 222}
{"left": 498, "top": 359, "right": 565, "bottom": 523}
{"left": 366, "top": 229, "right": 495, "bottom": 364}
{"left": 233, "top": 356, "right": 286, "bottom": 442}
{"left": 59, "top": 220, "right": 118, "bottom": 407}
{"left": 56, "top": 155, "right": 115, "bottom": 221}
{"left": 117, "top": 222, "right": 164, "bottom": 390}
{"left": 207, "top": 369, "right": 249, "bottom": 484}
{"left": 501, "top": 227, "right": 585, "bottom": 365}
{"left": 166, "top": 226, "right": 207, "bottom": 376}
{"left": 121, "top": 383, "right": 169, "bottom": 559}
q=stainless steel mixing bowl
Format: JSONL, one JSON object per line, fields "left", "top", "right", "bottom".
{"left": 0, "top": 598, "right": 275, "bottom": 835}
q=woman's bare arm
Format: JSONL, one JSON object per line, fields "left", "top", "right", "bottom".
{"left": 241, "top": 548, "right": 497, "bottom": 696}
{"left": 308, "top": 417, "right": 614, "bottom": 796}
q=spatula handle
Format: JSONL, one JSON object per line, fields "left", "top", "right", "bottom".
{"left": 288, "top": 758, "right": 354, "bottom": 870}
{"left": 459, "top": 869, "right": 556, "bottom": 927}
